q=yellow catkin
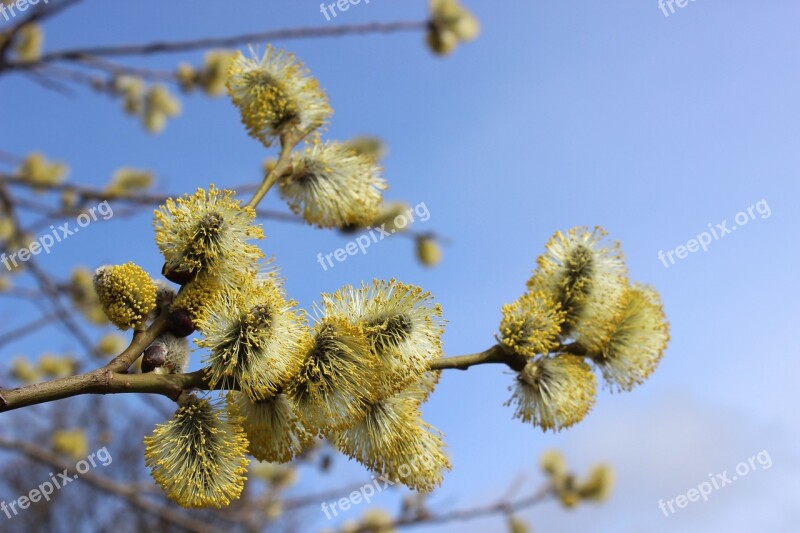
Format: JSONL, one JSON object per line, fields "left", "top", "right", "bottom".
{"left": 93, "top": 262, "right": 157, "bottom": 330}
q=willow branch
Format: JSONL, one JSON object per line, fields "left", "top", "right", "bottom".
{"left": 1, "top": 343, "right": 530, "bottom": 413}
{"left": 106, "top": 310, "right": 169, "bottom": 373}
{"left": 25, "top": 20, "right": 428, "bottom": 64}
{"left": 392, "top": 485, "right": 554, "bottom": 530}
{"left": 246, "top": 133, "right": 298, "bottom": 209}
{"left": 0, "top": 436, "right": 223, "bottom": 533}
{"left": 428, "top": 344, "right": 528, "bottom": 372}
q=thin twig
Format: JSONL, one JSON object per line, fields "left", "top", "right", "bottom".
{"left": 31, "top": 21, "right": 428, "bottom": 63}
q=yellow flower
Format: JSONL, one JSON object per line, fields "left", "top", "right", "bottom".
{"left": 593, "top": 284, "right": 670, "bottom": 391}
{"left": 154, "top": 185, "right": 263, "bottom": 285}
{"left": 528, "top": 227, "right": 628, "bottom": 352}
{"left": 176, "top": 63, "right": 197, "bottom": 92}
{"left": 359, "top": 509, "right": 395, "bottom": 533}
{"left": 427, "top": 0, "right": 480, "bottom": 56}
{"left": 332, "top": 388, "right": 422, "bottom": 468}
{"left": 105, "top": 167, "right": 153, "bottom": 196}
{"left": 197, "top": 274, "right": 308, "bottom": 399}
{"left": 333, "top": 380, "right": 450, "bottom": 492}
{"left": 410, "top": 370, "right": 441, "bottom": 403}
{"left": 10, "top": 357, "right": 40, "bottom": 384}
{"left": 416, "top": 236, "right": 442, "bottom": 267}
{"left": 144, "top": 396, "right": 249, "bottom": 509}
{"left": 227, "top": 45, "right": 331, "bottom": 146}
{"left": 143, "top": 85, "right": 181, "bottom": 133}
{"left": 95, "top": 334, "right": 127, "bottom": 358}
{"left": 14, "top": 152, "right": 68, "bottom": 191}
{"left": 200, "top": 50, "right": 236, "bottom": 96}
{"left": 506, "top": 356, "right": 597, "bottom": 432}
{"left": 234, "top": 392, "right": 314, "bottom": 463}
{"left": 508, "top": 515, "right": 530, "bottom": 533}
{"left": 52, "top": 429, "right": 88, "bottom": 461}
{"left": 577, "top": 464, "right": 615, "bottom": 502}
{"left": 13, "top": 23, "right": 43, "bottom": 62}
{"left": 499, "top": 291, "right": 565, "bottom": 358}
{"left": 322, "top": 279, "right": 445, "bottom": 398}
{"left": 172, "top": 271, "right": 224, "bottom": 326}
{"left": 114, "top": 75, "right": 144, "bottom": 115}
{"left": 364, "top": 415, "right": 451, "bottom": 492}
{"left": 93, "top": 263, "right": 157, "bottom": 330}
{"left": 38, "top": 354, "right": 75, "bottom": 377}
{"left": 539, "top": 449, "right": 567, "bottom": 478}
{"left": 279, "top": 140, "right": 386, "bottom": 229}
{"left": 287, "top": 316, "right": 378, "bottom": 433}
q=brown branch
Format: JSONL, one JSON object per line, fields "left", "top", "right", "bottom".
{"left": 429, "top": 345, "right": 528, "bottom": 372}
{"left": 106, "top": 310, "right": 169, "bottom": 373}
{"left": 29, "top": 20, "right": 428, "bottom": 63}
{"left": 0, "top": 342, "right": 533, "bottom": 413}
{"left": 392, "top": 485, "right": 554, "bottom": 530}
{"left": 0, "top": 367, "right": 220, "bottom": 413}
{"left": 0, "top": 436, "right": 223, "bottom": 533}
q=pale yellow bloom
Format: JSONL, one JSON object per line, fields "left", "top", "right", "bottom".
{"left": 154, "top": 185, "right": 263, "bottom": 285}
{"left": 197, "top": 274, "right": 308, "bottom": 400}
{"left": 52, "top": 429, "right": 88, "bottom": 461}
{"left": 144, "top": 396, "right": 249, "bottom": 509}
{"left": 416, "top": 236, "right": 442, "bottom": 267}
{"left": 227, "top": 46, "right": 331, "bottom": 146}
{"left": 528, "top": 227, "right": 628, "bottom": 352}
{"left": 499, "top": 291, "right": 565, "bottom": 358}
{"left": 14, "top": 152, "right": 67, "bottom": 191}
{"left": 105, "top": 168, "right": 153, "bottom": 196}
{"left": 427, "top": 0, "right": 480, "bottom": 56}
{"left": 593, "top": 284, "right": 670, "bottom": 391}
{"left": 287, "top": 316, "right": 378, "bottom": 433}
{"left": 506, "top": 356, "right": 597, "bottom": 432}
{"left": 13, "top": 24, "right": 43, "bottom": 62}
{"left": 234, "top": 392, "right": 314, "bottom": 463}
{"left": 280, "top": 140, "right": 386, "bottom": 229}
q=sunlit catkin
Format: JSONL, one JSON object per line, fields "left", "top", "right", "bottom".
{"left": 93, "top": 262, "right": 157, "bottom": 330}
{"left": 506, "top": 356, "right": 597, "bottom": 432}
{"left": 143, "top": 396, "right": 249, "bottom": 509}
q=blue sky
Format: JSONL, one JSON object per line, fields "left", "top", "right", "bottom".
{"left": 1, "top": 1, "right": 799, "bottom": 531}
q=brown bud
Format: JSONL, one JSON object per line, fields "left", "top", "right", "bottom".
{"left": 141, "top": 343, "right": 166, "bottom": 373}
{"left": 161, "top": 262, "right": 195, "bottom": 285}
{"left": 168, "top": 308, "right": 196, "bottom": 337}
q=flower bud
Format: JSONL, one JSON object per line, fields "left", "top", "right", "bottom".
{"left": 142, "top": 343, "right": 167, "bottom": 374}
{"left": 93, "top": 262, "right": 158, "bottom": 330}
{"left": 168, "top": 307, "right": 196, "bottom": 337}
{"left": 416, "top": 236, "right": 442, "bottom": 267}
